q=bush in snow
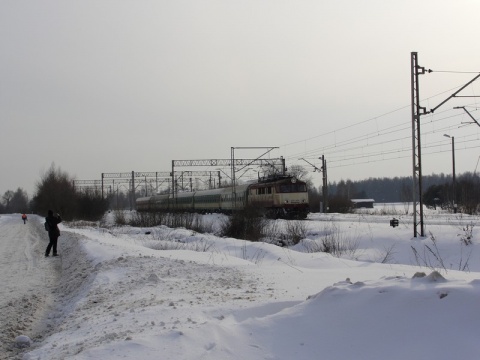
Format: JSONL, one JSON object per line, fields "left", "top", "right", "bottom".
{"left": 458, "top": 223, "right": 474, "bottom": 246}
{"left": 219, "top": 207, "right": 266, "bottom": 241}
{"left": 125, "top": 211, "right": 217, "bottom": 235}
{"left": 301, "top": 223, "right": 359, "bottom": 259}
{"left": 411, "top": 231, "right": 473, "bottom": 272}
{"left": 270, "top": 220, "right": 308, "bottom": 246}
{"left": 114, "top": 209, "right": 128, "bottom": 225}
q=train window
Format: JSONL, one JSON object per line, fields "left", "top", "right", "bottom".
{"left": 279, "top": 184, "right": 307, "bottom": 193}
{"left": 267, "top": 187, "right": 272, "bottom": 194}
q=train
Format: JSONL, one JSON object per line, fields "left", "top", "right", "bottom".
{"left": 136, "top": 175, "right": 309, "bottom": 219}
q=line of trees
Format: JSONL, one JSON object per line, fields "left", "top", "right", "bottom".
{"left": 0, "top": 164, "right": 109, "bottom": 221}
{"left": 423, "top": 172, "right": 480, "bottom": 214}
{"left": 31, "top": 164, "right": 109, "bottom": 220}
{"left": 325, "top": 172, "right": 480, "bottom": 214}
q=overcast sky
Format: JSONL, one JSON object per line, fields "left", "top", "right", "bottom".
{"left": 1, "top": 0, "right": 479, "bottom": 196}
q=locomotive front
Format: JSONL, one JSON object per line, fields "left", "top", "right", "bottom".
{"left": 248, "top": 176, "right": 309, "bottom": 219}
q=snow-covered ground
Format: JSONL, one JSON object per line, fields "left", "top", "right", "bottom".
{"left": 2, "top": 206, "right": 480, "bottom": 360}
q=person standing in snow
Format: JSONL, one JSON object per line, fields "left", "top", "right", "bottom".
{"left": 21, "top": 213, "right": 27, "bottom": 224}
{"left": 45, "top": 210, "right": 62, "bottom": 257}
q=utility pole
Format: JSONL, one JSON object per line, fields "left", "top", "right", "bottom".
{"left": 444, "top": 134, "right": 457, "bottom": 213}
{"left": 411, "top": 52, "right": 427, "bottom": 237}
{"left": 131, "top": 171, "right": 135, "bottom": 211}
{"left": 300, "top": 156, "right": 328, "bottom": 213}
{"left": 321, "top": 155, "right": 328, "bottom": 213}
{"left": 410, "top": 52, "right": 479, "bottom": 237}
{"left": 452, "top": 137, "right": 457, "bottom": 214}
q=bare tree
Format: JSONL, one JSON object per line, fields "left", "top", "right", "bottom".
{"left": 32, "top": 163, "right": 77, "bottom": 219}
{"left": 288, "top": 164, "right": 309, "bottom": 180}
{"left": 2, "top": 190, "right": 14, "bottom": 211}
{"left": 9, "top": 188, "right": 29, "bottom": 213}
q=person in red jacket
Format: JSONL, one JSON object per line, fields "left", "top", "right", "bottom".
{"left": 45, "top": 210, "right": 62, "bottom": 257}
{"left": 21, "top": 213, "right": 27, "bottom": 224}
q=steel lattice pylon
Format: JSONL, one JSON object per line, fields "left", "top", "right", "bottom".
{"left": 411, "top": 52, "right": 427, "bottom": 237}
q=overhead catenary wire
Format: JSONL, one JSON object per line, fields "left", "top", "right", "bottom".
{"left": 325, "top": 135, "right": 480, "bottom": 165}
{"left": 328, "top": 142, "right": 480, "bottom": 171}
{"left": 279, "top": 67, "right": 480, "bottom": 179}
{"left": 430, "top": 70, "right": 480, "bottom": 74}
{"left": 284, "top": 109, "right": 479, "bottom": 173}
{"left": 282, "top": 84, "right": 480, "bottom": 153}
{"left": 286, "top": 109, "right": 475, "bottom": 162}
{"left": 311, "top": 132, "right": 480, "bottom": 171}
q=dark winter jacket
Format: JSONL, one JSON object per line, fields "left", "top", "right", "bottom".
{"left": 45, "top": 214, "right": 62, "bottom": 237}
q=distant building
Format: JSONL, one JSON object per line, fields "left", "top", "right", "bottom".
{"left": 351, "top": 199, "right": 375, "bottom": 209}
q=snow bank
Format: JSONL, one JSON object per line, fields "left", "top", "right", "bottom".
{"left": 7, "top": 212, "right": 479, "bottom": 359}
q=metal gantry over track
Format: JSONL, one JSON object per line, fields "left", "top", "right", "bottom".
{"left": 74, "top": 151, "right": 286, "bottom": 210}
{"left": 172, "top": 151, "right": 286, "bottom": 208}
{"left": 98, "top": 171, "right": 222, "bottom": 209}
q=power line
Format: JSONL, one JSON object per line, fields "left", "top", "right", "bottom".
{"left": 327, "top": 143, "right": 480, "bottom": 170}
{"left": 286, "top": 109, "right": 474, "bottom": 162}
{"left": 301, "top": 126, "right": 480, "bottom": 171}
{"left": 282, "top": 83, "right": 480, "bottom": 156}
{"left": 431, "top": 70, "right": 480, "bottom": 74}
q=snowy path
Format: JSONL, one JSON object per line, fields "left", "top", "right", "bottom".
{"left": 0, "top": 214, "right": 60, "bottom": 359}
{"left": 22, "top": 226, "right": 280, "bottom": 359}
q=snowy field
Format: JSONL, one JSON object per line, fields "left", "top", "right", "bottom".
{"left": 2, "top": 204, "right": 480, "bottom": 360}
